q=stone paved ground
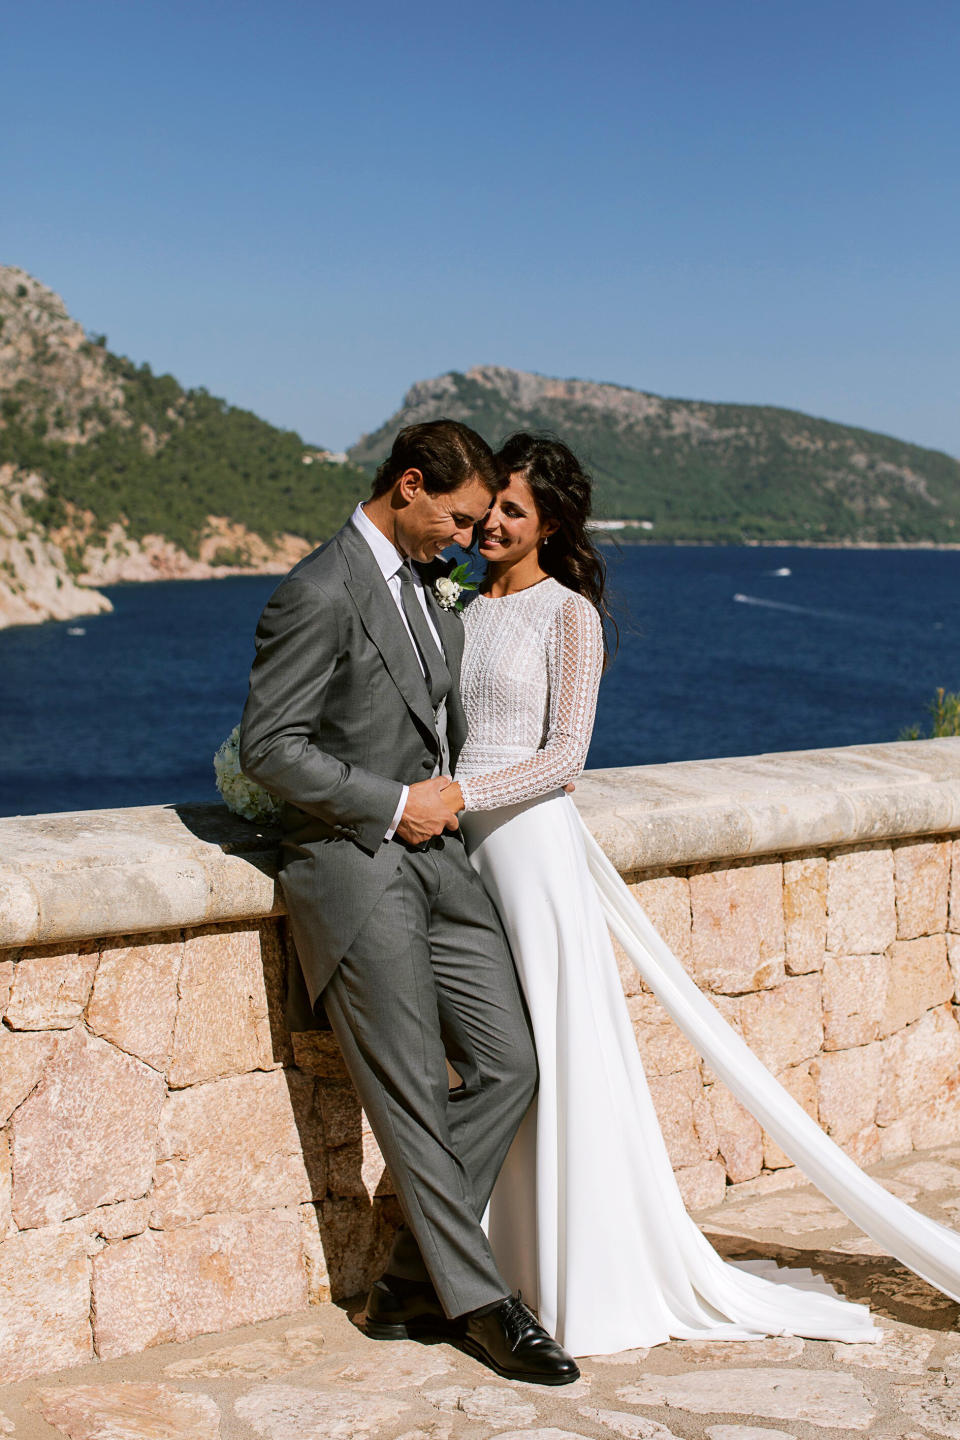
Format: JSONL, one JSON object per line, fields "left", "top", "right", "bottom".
{"left": 3, "top": 1147, "right": 960, "bottom": 1440}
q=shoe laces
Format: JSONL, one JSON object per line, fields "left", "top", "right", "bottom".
{"left": 501, "top": 1292, "right": 539, "bottom": 1350}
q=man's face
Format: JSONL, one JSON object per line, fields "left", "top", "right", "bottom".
{"left": 397, "top": 473, "right": 494, "bottom": 562}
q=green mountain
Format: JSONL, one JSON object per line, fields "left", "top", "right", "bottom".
{"left": 4, "top": 263, "right": 959, "bottom": 632}
{"left": 0, "top": 266, "right": 369, "bottom": 562}
{"left": 348, "top": 366, "right": 960, "bottom": 544}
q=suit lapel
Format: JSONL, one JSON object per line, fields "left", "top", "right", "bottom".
{"left": 421, "top": 573, "right": 468, "bottom": 756}
{"left": 339, "top": 523, "right": 439, "bottom": 741}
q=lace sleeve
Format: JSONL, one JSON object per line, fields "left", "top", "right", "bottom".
{"left": 458, "top": 593, "right": 604, "bottom": 811}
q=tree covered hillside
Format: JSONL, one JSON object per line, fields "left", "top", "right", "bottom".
{"left": 0, "top": 268, "right": 369, "bottom": 558}
{"left": 349, "top": 367, "right": 960, "bottom": 545}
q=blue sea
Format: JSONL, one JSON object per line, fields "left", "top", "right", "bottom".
{"left": 1, "top": 546, "right": 957, "bottom": 818}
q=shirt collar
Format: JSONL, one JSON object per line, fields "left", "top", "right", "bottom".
{"left": 351, "top": 502, "right": 406, "bottom": 583}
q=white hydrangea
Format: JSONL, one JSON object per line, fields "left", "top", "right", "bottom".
{"left": 213, "top": 724, "right": 283, "bottom": 823}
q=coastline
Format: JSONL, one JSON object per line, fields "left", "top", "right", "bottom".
{"left": 4, "top": 536, "right": 959, "bottom": 633}
{"left": 596, "top": 535, "right": 960, "bottom": 551}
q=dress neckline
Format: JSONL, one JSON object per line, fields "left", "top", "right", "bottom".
{"left": 477, "top": 576, "right": 558, "bottom": 602}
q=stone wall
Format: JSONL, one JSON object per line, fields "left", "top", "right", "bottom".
{"left": 0, "top": 918, "right": 397, "bottom": 1384}
{"left": 617, "top": 836, "right": 960, "bottom": 1212}
{"left": 2, "top": 738, "right": 960, "bottom": 1384}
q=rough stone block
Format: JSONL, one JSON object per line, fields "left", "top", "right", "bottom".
{"left": 91, "top": 1231, "right": 170, "bottom": 1359}
{"left": 168, "top": 924, "right": 277, "bottom": 1087}
{"left": 881, "top": 936, "right": 952, "bottom": 1036}
{"left": 689, "top": 861, "right": 785, "bottom": 994}
{"left": 93, "top": 1209, "right": 308, "bottom": 1358}
{"left": 0, "top": 1028, "right": 57, "bottom": 1124}
{"left": 87, "top": 933, "right": 182, "bottom": 1070}
{"left": 319, "top": 1194, "right": 402, "bottom": 1301}
{"left": 840, "top": 1123, "right": 882, "bottom": 1167}
{"left": 160, "top": 1209, "right": 309, "bottom": 1341}
{"left": 0, "top": 1226, "right": 92, "bottom": 1382}
{"left": 826, "top": 846, "right": 896, "bottom": 955}
{"left": 894, "top": 838, "right": 950, "bottom": 939}
{"left": 738, "top": 972, "right": 823, "bottom": 1071}
{"left": 822, "top": 953, "right": 887, "bottom": 1050}
{"left": 949, "top": 934, "right": 960, "bottom": 1002}
{"left": 5, "top": 944, "right": 98, "bottom": 1030}
{"left": 629, "top": 873, "right": 692, "bottom": 964}
{"left": 951, "top": 838, "right": 960, "bottom": 932}
{"left": 698, "top": 995, "right": 744, "bottom": 1089}
{"left": 762, "top": 1060, "right": 819, "bottom": 1170}
{"left": 783, "top": 855, "right": 827, "bottom": 975}
{"left": 151, "top": 1069, "right": 312, "bottom": 1229}
{"left": 326, "top": 1126, "right": 391, "bottom": 1199}
{"left": 28, "top": 1384, "right": 221, "bottom": 1440}
{"left": 812, "top": 1043, "right": 882, "bottom": 1142}
{"left": 0, "top": 1132, "right": 10, "bottom": 1237}
{"left": 235, "top": 1383, "right": 411, "bottom": 1439}
{"left": 0, "top": 959, "right": 13, "bottom": 1015}
{"left": 82, "top": 1198, "right": 150, "bottom": 1242}
{"left": 627, "top": 992, "right": 701, "bottom": 1077}
{"left": 163, "top": 1320, "right": 328, "bottom": 1380}
{"left": 708, "top": 1083, "right": 763, "bottom": 1183}
{"left": 878, "top": 1115, "right": 913, "bottom": 1159}
{"left": 611, "top": 930, "right": 646, "bottom": 998}
{"left": 316, "top": 1080, "right": 362, "bottom": 1148}
{"left": 648, "top": 1069, "right": 718, "bottom": 1168}
{"left": 298, "top": 1203, "right": 332, "bottom": 1304}
{"left": 877, "top": 1005, "right": 960, "bottom": 1126}
{"left": 674, "top": 1160, "right": 728, "bottom": 1211}
{"left": 11, "top": 1027, "right": 165, "bottom": 1228}
{"left": 907, "top": 1074, "right": 960, "bottom": 1150}
{"left": 619, "top": 1368, "right": 876, "bottom": 1428}
{"left": 259, "top": 919, "right": 296, "bottom": 1069}
{"left": 291, "top": 1030, "right": 350, "bottom": 1080}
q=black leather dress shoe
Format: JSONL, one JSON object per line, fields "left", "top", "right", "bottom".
{"left": 462, "top": 1294, "right": 580, "bottom": 1385}
{"left": 362, "top": 1275, "right": 456, "bottom": 1341}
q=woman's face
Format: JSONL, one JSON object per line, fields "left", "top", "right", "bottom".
{"left": 478, "top": 472, "right": 556, "bottom": 564}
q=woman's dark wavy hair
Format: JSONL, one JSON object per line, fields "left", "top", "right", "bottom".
{"left": 494, "top": 432, "right": 617, "bottom": 662}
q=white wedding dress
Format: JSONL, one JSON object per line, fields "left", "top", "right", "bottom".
{"left": 456, "top": 577, "right": 960, "bottom": 1356}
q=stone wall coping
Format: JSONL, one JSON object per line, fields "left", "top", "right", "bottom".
{"left": 577, "top": 736, "right": 960, "bottom": 876}
{"left": 1, "top": 738, "right": 959, "bottom": 947}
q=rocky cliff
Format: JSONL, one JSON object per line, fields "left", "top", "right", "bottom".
{"left": 0, "top": 266, "right": 367, "bottom": 629}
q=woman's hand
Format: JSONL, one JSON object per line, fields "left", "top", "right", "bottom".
{"left": 441, "top": 779, "right": 465, "bottom": 813}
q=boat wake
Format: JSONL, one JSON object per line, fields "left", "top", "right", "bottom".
{"left": 732, "top": 593, "right": 857, "bottom": 623}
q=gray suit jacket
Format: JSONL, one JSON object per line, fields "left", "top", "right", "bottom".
{"left": 239, "top": 518, "right": 468, "bottom": 1003}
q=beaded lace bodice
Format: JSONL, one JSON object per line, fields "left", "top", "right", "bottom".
{"left": 456, "top": 578, "right": 604, "bottom": 812}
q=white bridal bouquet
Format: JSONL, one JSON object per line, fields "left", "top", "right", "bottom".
{"left": 213, "top": 725, "right": 283, "bottom": 822}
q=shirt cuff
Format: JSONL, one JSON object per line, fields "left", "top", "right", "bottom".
{"left": 385, "top": 785, "right": 408, "bottom": 841}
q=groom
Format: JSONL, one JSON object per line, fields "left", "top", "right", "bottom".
{"left": 239, "top": 419, "right": 578, "bottom": 1385}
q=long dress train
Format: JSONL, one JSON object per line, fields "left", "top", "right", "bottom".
{"left": 456, "top": 578, "right": 960, "bottom": 1356}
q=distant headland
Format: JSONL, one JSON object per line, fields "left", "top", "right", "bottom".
{"left": 2, "top": 265, "right": 958, "bottom": 628}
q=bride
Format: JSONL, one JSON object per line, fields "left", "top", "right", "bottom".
{"left": 441, "top": 432, "right": 960, "bottom": 1356}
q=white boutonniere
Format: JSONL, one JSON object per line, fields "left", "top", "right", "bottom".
{"left": 433, "top": 562, "right": 476, "bottom": 614}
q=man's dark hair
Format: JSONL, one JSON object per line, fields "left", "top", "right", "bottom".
{"left": 371, "top": 419, "right": 498, "bottom": 498}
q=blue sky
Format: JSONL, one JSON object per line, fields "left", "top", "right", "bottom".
{"left": 3, "top": 0, "right": 958, "bottom": 454}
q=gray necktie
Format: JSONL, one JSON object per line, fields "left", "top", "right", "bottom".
{"left": 397, "top": 562, "right": 451, "bottom": 711}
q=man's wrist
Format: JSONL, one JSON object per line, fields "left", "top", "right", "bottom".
{"left": 385, "top": 785, "right": 409, "bottom": 841}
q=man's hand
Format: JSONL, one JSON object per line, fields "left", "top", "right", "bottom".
{"left": 396, "top": 776, "right": 461, "bottom": 845}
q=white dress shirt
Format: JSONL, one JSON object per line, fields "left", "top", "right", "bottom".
{"left": 350, "top": 504, "right": 449, "bottom": 839}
